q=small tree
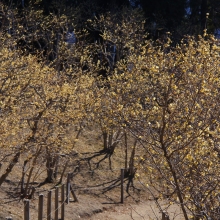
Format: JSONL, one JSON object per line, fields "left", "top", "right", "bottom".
{"left": 111, "top": 34, "right": 220, "bottom": 219}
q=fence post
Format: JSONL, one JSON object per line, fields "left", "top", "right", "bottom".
{"left": 61, "top": 184, "right": 65, "bottom": 220}
{"left": 162, "top": 211, "right": 170, "bottom": 220}
{"left": 47, "top": 190, "right": 52, "bottom": 220}
{"left": 121, "top": 168, "right": 124, "bottom": 204}
{"left": 38, "top": 194, "right": 44, "bottom": 220}
{"left": 24, "top": 199, "right": 30, "bottom": 220}
{"left": 70, "top": 184, "right": 78, "bottom": 202}
{"left": 55, "top": 186, "right": 59, "bottom": 220}
{"left": 66, "top": 173, "right": 71, "bottom": 204}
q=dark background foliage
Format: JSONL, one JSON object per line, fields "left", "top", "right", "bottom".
{"left": 3, "top": 0, "right": 220, "bottom": 39}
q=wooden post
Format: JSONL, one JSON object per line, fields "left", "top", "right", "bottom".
{"left": 24, "top": 199, "right": 30, "bottom": 220}
{"left": 162, "top": 211, "right": 169, "bottom": 220}
{"left": 55, "top": 187, "right": 59, "bottom": 220}
{"left": 121, "top": 169, "right": 124, "bottom": 203}
{"left": 47, "top": 190, "right": 52, "bottom": 220}
{"left": 38, "top": 194, "right": 44, "bottom": 220}
{"left": 61, "top": 184, "right": 65, "bottom": 220}
{"left": 66, "top": 173, "right": 71, "bottom": 204}
{"left": 70, "top": 184, "right": 78, "bottom": 202}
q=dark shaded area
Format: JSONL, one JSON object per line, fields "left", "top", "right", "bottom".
{"left": 1, "top": 0, "right": 220, "bottom": 77}
{"left": 2, "top": 0, "right": 220, "bottom": 37}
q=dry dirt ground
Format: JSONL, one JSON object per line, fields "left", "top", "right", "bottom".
{"left": 0, "top": 187, "right": 184, "bottom": 220}
{"left": 88, "top": 201, "right": 184, "bottom": 220}
{"left": 0, "top": 128, "right": 184, "bottom": 220}
{"left": 0, "top": 169, "right": 184, "bottom": 220}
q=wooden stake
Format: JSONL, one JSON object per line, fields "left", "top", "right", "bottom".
{"left": 47, "top": 190, "right": 52, "bottom": 220}
{"left": 162, "top": 211, "right": 169, "bottom": 220}
{"left": 24, "top": 199, "right": 30, "bottom": 220}
{"left": 70, "top": 184, "right": 78, "bottom": 202}
{"left": 66, "top": 173, "right": 71, "bottom": 204}
{"left": 121, "top": 169, "right": 124, "bottom": 203}
{"left": 38, "top": 194, "right": 44, "bottom": 220}
{"left": 61, "top": 184, "right": 65, "bottom": 220}
{"left": 55, "top": 187, "right": 59, "bottom": 220}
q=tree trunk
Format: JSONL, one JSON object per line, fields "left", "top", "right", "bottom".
{"left": 59, "top": 160, "right": 68, "bottom": 184}
{"left": 124, "top": 131, "right": 128, "bottom": 170}
{"left": 46, "top": 155, "right": 55, "bottom": 183}
{"left": 129, "top": 139, "right": 137, "bottom": 176}
{"left": 0, "top": 151, "right": 20, "bottom": 186}
{"left": 126, "top": 139, "right": 137, "bottom": 193}
{"left": 45, "top": 152, "right": 59, "bottom": 183}
{"left": 24, "top": 146, "right": 42, "bottom": 197}
{"left": 20, "top": 160, "right": 28, "bottom": 197}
